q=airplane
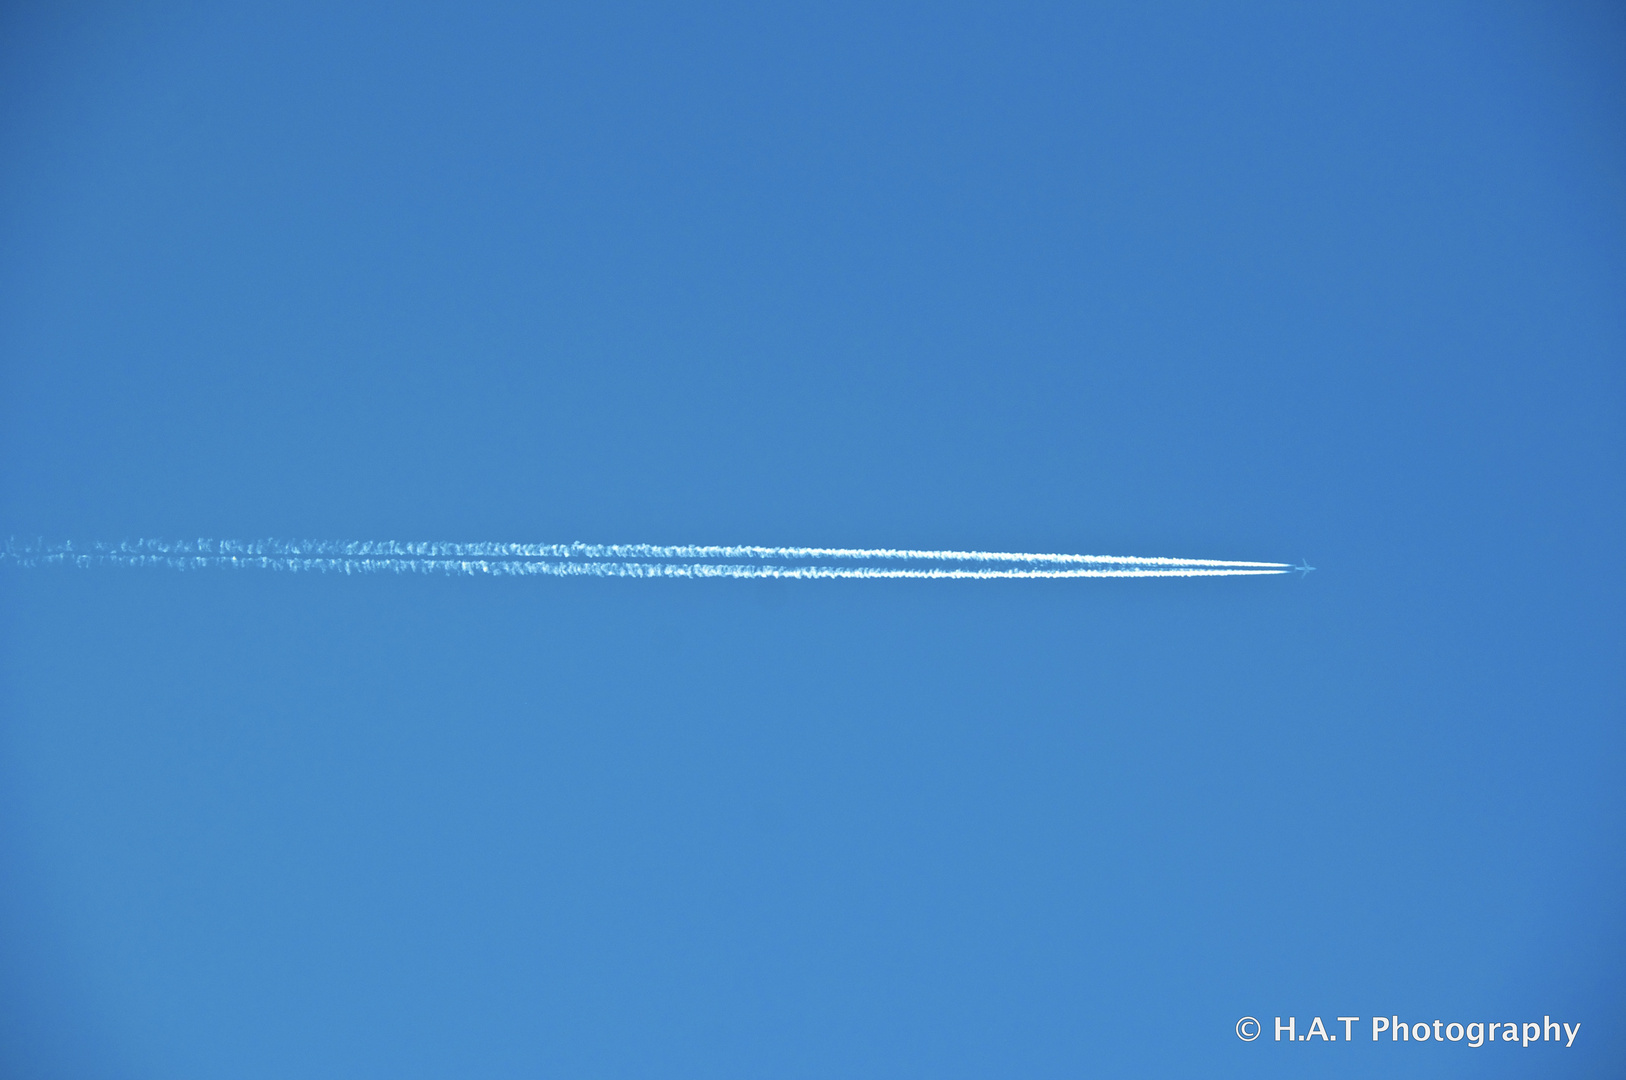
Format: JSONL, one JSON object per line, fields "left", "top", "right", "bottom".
{"left": 1291, "top": 559, "right": 1315, "bottom": 577}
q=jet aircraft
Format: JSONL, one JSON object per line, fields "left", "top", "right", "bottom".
{"left": 1291, "top": 559, "right": 1315, "bottom": 577}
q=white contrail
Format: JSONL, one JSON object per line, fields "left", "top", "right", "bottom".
{"left": 0, "top": 539, "right": 1289, "bottom": 578}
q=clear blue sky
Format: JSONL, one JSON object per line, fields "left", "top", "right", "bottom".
{"left": 2, "top": 4, "right": 1623, "bottom": 1077}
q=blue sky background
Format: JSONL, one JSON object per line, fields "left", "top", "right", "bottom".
{"left": 1, "top": 3, "right": 1623, "bottom": 1077}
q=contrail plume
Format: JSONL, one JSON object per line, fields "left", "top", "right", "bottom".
{"left": 1, "top": 539, "right": 1288, "bottom": 579}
